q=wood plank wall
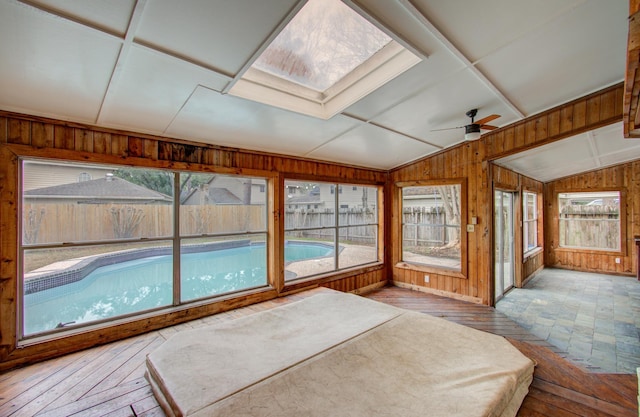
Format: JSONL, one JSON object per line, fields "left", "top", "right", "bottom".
{"left": 0, "top": 111, "right": 387, "bottom": 370}
{"left": 544, "top": 160, "right": 639, "bottom": 275}
{"left": 390, "top": 83, "right": 625, "bottom": 305}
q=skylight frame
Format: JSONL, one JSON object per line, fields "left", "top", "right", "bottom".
{"left": 228, "top": 0, "right": 422, "bottom": 120}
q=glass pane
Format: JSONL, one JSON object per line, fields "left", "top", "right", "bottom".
{"left": 252, "top": 0, "right": 391, "bottom": 91}
{"left": 558, "top": 191, "right": 620, "bottom": 250}
{"left": 23, "top": 241, "right": 173, "bottom": 336}
{"left": 339, "top": 226, "right": 377, "bottom": 268}
{"left": 22, "top": 161, "right": 173, "bottom": 244}
{"left": 284, "top": 181, "right": 335, "bottom": 230}
{"left": 524, "top": 193, "right": 536, "bottom": 220}
{"left": 180, "top": 174, "right": 267, "bottom": 236}
{"left": 285, "top": 231, "right": 335, "bottom": 280}
{"left": 525, "top": 220, "right": 537, "bottom": 250}
{"left": 338, "top": 185, "right": 377, "bottom": 225}
{"left": 180, "top": 235, "right": 268, "bottom": 302}
{"left": 401, "top": 185, "right": 462, "bottom": 270}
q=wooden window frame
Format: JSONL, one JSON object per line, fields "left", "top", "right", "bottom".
{"left": 282, "top": 178, "right": 382, "bottom": 286}
{"left": 555, "top": 188, "right": 627, "bottom": 256}
{"left": 396, "top": 179, "right": 468, "bottom": 279}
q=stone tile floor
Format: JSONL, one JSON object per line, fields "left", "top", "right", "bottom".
{"left": 496, "top": 268, "right": 640, "bottom": 373}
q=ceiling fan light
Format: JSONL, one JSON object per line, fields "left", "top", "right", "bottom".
{"left": 464, "top": 123, "right": 481, "bottom": 141}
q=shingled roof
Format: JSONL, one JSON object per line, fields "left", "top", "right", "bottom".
{"left": 24, "top": 176, "right": 173, "bottom": 203}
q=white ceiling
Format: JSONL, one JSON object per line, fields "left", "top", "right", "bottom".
{"left": 0, "top": 0, "right": 631, "bottom": 176}
{"left": 495, "top": 122, "right": 640, "bottom": 182}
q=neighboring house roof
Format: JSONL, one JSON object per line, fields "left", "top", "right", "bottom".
{"left": 24, "top": 176, "right": 173, "bottom": 203}
{"left": 182, "top": 186, "right": 244, "bottom": 205}
{"left": 286, "top": 194, "right": 321, "bottom": 205}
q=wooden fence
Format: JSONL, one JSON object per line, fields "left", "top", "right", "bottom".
{"left": 402, "top": 207, "right": 458, "bottom": 248}
{"left": 559, "top": 205, "right": 620, "bottom": 250}
{"left": 22, "top": 203, "right": 266, "bottom": 244}
{"left": 284, "top": 209, "right": 376, "bottom": 245}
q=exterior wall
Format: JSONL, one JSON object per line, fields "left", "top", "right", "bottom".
{"left": 22, "top": 161, "right": 115, "bottom": 191}
{"left": 544, "top": 160, "right": 639, "bottom": 276}
{"left": 0, "top": 112, "right": 387, "bottom": 370}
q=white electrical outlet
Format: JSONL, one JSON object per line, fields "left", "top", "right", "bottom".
{"left": 615, "top": 257, "right": 621, "bottom": 264}
{"left": 424, "top": 275, "right": 430, "bottom": 283}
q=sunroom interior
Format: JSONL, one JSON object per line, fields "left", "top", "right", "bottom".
{"left": 0, "top": 0, "right": 638, "bottom": 379}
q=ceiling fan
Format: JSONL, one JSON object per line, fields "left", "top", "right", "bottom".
{"left": 433, "top": 109, "right": 501, "bottom": 141}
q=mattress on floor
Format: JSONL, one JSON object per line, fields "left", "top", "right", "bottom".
{"left": 146, "top": 291, "right": 535, "bottom": 417}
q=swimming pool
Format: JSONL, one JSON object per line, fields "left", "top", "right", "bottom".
{"left": 23, "top": 242, "right": 333, "bottom": 335}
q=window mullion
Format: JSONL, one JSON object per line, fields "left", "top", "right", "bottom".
{"left": 173, "top": 172, "right": 181, "bottom": 306}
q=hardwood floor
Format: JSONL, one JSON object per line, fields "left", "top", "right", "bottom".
{"left": 0, "top": 286, "right": 637, "bottom": 416}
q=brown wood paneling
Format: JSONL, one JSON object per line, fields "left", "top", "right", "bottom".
{"left": 544, "top": 161, "right": 637, "bottom": 276}
{"left": 485, "top": 83, "right": 623, "bottom": 160}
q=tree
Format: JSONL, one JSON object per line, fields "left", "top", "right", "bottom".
{"left": 436, "top": 185, "right": 461, "bottom": 249}
{"left": 113, "top": 168, "right": 211, "bottom": 201}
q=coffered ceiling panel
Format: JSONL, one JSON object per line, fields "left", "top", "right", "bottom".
{"left": 135, "top": 0, "right": 299, "bottom": 76}
{"left": 0, "top": 1, "right": 121, "bottom": 122}
{"left": 476, "top": 0, "right": 627, "bottom": 115}
{"left": 26, "top": 0, "right": 136, "bottom": 36}
{"left": 167, "top": 86, "right": 359, "bottom": 156}
{"left": 99, "top": 45, "right": 230, "bottom": 134}
{"left": 409, "top": 0, "right": 583, "bottom": 63}
{"left": 307, "top": 122, "right": 439, "bottom": 170}
{"left": 368, "top": 68, "right": 521, "bottom": 148}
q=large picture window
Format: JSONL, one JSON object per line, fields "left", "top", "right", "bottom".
{"left": 558, "top": 191, "right": 621, "bottom": 251}
{"left": 401, "top": 183, "right": 464, "bottom": 271}
{"left": 20, "top": 159, "right": 268, "bottom": 338}
{"left": 284, "top": 180, "right": 379, "bottom": 280}
{"left": 523, "top": 192, "right": 538, "bottom": 254}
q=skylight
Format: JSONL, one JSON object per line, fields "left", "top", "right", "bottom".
{"left": 229, "top": 0, "right": 421, "bottom": 120}
{"left": 252, "top": 0, "right": 392, "bottom": 92}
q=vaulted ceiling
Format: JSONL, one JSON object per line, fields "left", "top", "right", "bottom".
{"left": 0, "top": 0, "right": 634, "bottom": 178}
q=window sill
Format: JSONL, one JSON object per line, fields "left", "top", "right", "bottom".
{"left": 523, "top": 247, "right": 543, "bottom": 262}
{"left": 554, "top": 247, "right": 624, "bottom": 256}
{"left": 395, "top": 262, "right": 466, "bottom": 280}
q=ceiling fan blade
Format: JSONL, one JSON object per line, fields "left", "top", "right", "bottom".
{"left": 430, "top": 126, "right": 464, "bottom": 132}
{"left": 480, "top": 124, "right": 498, "bottom": 131}
{"left": 474, "top": 114, "right": 500, "bottom": 125}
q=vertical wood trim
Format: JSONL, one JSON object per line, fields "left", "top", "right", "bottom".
{"left": 0, "top": 147, "right": 18, "bottom": 357}
{"left": 0, "top": 117, "right": 8, "bottom": 144}
{"left": 269, "top": 174, "right": 284, "bottom": 293}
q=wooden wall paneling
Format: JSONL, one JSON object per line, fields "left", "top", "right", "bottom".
{"left": 31, "top": 122, "right": 54, "bottom": 149}
{"left": 8, "top": 119, "right": 30, "bottom": 145}
{"left": 585, "top": 95, "right": 601, "bottom": 126}
{"left": 0, "top": 147, "right": 18, "bottom": 359}
{"left": 535, "top": 114, "right": 548, "bottom": 142}
{"left": 54, "top": 125, "right": 74, "bottom": 150}
{"left": 74, "top": 129, "right": 93, "bottom": 153}
{"left": 524, "top": 119, "right": 537, "bottom": 145}
{"left": 485, "top": 83, "right": 623, "bottom": 160}
{"left": 93, "top": 132, "right": 111, "bottom": 155}
{"left": 559, "top": 106, "right": 573, "bottom": 134}
{"left": 548, "top": 109, "right": 561, "bottom": 137}
{"left": 0, "top": 117, "right": 7, "bottom": 144}
{"left": 572, "top": 100, "right": 586, "bottom": 130}
{"left": 142, "top": 138, "right": 158, "bottom": 160}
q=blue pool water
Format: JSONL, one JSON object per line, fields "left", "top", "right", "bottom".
{"left": 24, "top": 242, "right": 332, "bottom": 335}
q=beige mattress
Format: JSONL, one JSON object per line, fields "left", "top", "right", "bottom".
{"left": 146, "top": 291, "right": 534, "bottom": 417}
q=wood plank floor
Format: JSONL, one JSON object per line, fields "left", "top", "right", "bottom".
{"left": 0, "top": 286, "right": 637, "bottom": 416}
